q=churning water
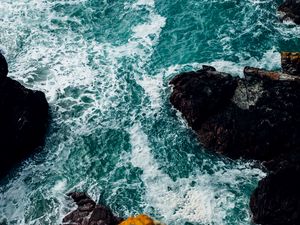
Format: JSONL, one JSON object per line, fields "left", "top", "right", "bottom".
{"left": 0, "top": 0, "right": 299, "bottom": 224}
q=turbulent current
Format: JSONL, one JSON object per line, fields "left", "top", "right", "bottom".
{"left": 0, "top": 0, "right": 299, "bottom": 224}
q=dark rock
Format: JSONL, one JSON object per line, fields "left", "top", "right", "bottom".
{"left": 63, "top": 192, "right": 123, "bottom": 225}
{"left": 0, "top": 53, "right": 8, "bottom": 80}
{"left": 170, "top": 65, "right": 238, "bottom": 131}
{"left": 170, "top": 65, "right": 300, "bottom": 161}
{"left": 0, "top": 53, "right": 49, "bottom": 177}
{"left": 278, "top": 0, "right": 300, "bottom": 24}
{"left": 169, "top": 62, "right": 300, "bottom": 225}
{"left": 280, "top": 0, "right": 300, "bottom": 19}
{"left": 250, "top": 166, "right": 300, "bottom": 225}
{"left": 281, "top": 52, "right": 300, "bottom": 76}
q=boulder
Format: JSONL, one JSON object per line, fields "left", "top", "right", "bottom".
{"left": 170, "top": 65, "right": 300, "bottom": 161}
{"left": 281, "top": 52, "right": 300, "bottom": 76}
{"left": 169, "top": 57, "right": 300, "bottom": 225}
{"left": 63, "top": 192, "right": 123, "bottom": 225}
{"left": 0, "top": 52, "right": 8, "bottom": 80}
{"left": 0, "top": 53, "right": 49, "bottom": 177}
{"left": 250, "top": 165, "right": 300, "bottom": 225}
{"left": 278, "top": 0, "right": 300, "bottom": 24}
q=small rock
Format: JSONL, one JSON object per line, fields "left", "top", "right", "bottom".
{"left": 278, "top": 0, "right": 300, "bottom": 24}
{"left": 63, "top": 192, "right": 123, "bottom": 225}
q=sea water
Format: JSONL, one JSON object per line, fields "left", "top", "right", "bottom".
{"left": 0, "top": 0, "right": 299, "bottom": 224}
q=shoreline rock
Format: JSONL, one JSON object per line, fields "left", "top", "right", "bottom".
{"left": 170, "top": 64, "right": 300, "bottom": 161}
{"left": 63, "top": 192, "right": 166, "bottom": 225}
{"left": 169, "top": 53, "right": 300, "bottom": 224}
{"left": 0, "top": 53, "right": 49, "bottom": 177}
{"left": 278, "top": 0, "right": 300, "bottom": 24}
{"left": 63, "top": 192, "right": 123, "bottom": 225}
{"left": 250, "top": 165, "right": 300, "bottom": 225}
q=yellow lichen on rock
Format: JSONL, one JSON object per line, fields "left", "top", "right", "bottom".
{"left": 119, "top": 214, "right": 165, "bottom": 225}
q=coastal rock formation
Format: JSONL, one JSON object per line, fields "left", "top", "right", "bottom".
{"left": 250, "top": 165, "right": 300, "bottom": 225}
{"left": 63, "top": 192, "right": 123, "bottom": 225}
{"left": 0, "top": 53, "right": 49, "bottom": 176}
{"left": 281, "top": 52, "right": 300, "bottom": 75}
{"left": 169, "top": 53, "right": 300, "bottom": 225}
{"left": 278, "top": 0, "right": 300, "bottom": 24}
{"left": 170, "top": 65, "right": 300, "bottom": 161}
{"left": 63, "top": 192, "right": 167, "bottom": 225}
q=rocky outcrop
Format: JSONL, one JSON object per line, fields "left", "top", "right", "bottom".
{"left": 250, "top": 165, "right": 300, "bottom": 225}
{"left": 170, "top": 65, "right": 300, "bottom": 161}
{"left": 0, "top": 53, "right": 49, "bottom": 177}
{"left": 63, "top": 192, "right": 168, "bottom": 225}
{"left": 169, "top": 52, "right": 300, "bottom": 225}
{"left": 63, "top": 192, "right": 123, "bottom": 225}
{"left": 278, "top": 0, "right": 300, "bottom": 24}
{"left": 281, "top": 52, "right": 300, "bottom": 75}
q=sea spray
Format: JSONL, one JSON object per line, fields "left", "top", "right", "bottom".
{"left": 0, "top": 0, "right": 298, "bottom": 224}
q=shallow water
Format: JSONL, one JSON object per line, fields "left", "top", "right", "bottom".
{"left": 0, "top": 0, "right": 299, "bottom": 224}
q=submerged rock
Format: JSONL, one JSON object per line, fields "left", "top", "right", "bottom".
{"left": 0, "top": 53, "right": 49, "bottom": 177}
{"left": 278, "top": 0, "right": 300, "bottom": 24}
{"left": 250, "top": 165, "right": 300, "bottom": 225}
{"left": 170, "top": 65, "right": 300, "bottom": 161}
{"left": 63, "top": 192, "right": 123, "bottom": 225}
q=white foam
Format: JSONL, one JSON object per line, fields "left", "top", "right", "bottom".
{"left": 129, "top": 124, "right": 264, "bottom": 224}
{"left": 132, "top": 0, "right": 155, "bottom": 8}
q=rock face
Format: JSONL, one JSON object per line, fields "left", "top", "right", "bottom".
{"left": 278, "top": 0, "right": 300, "bottom": 24}
{"left": 169, "top": 54, "right": 300, "bottom": 225}
{"left": 281, "top": 52, "right": 300, "bottom": 75}
{"left": 250, "top": 165, "right": 300, "bottom": 225}
{"left": 0, "top": 53, "right": 49, "bottom": 176}
{"left": 170, "top": 65, "right": 300, "bottom": 161}
{"left": 63, "top": 192, "right": 123, "bottom": 225}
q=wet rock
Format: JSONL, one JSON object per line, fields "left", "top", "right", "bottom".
{"left": 170, "top": 65, "right": 300, "bottom": 161}
{"left": 250, "top": 165, "right": 300, "bottom": 225}
{"left": 63, "top": 192, "right": 123, "bottom": 225}
{"left": 170, "top": 65, "right": 238, "bottom": 131}
{"left": 278, "top": 0, "right": 300, "bottom": 24}
{"left": 169, "top": 61, "right": 300, "bottom": 225}
{"left": 0, "top": 52, "right": 8, "bottom": 80}
{"left": 281, "top": 52, "right": 300, "bottom": 76}
{"left": 0, "top": 53, "right": 49, "bottom": 177}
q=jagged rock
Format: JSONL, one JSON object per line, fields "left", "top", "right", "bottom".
{"left": 0, "top": 52, "right": 8, "bottom": 80}
{"left": 278, "top": 0, "right": 300, "bottom": 24}
{"left": 0, "top": 53, "right": 49, "bottom": 177}
{"left": 170, "top": 65, "right": 300, "bottom": 161}
{"left": 170, "top": 65, "right": 238, "bottom": 131}
{"left": 250, "top": 165, "right": 300, "bottom": 225}
{"left": 169, "top": 60, "right": 300, "bottom": 225}
{"left": 281, "top": 52, "right": 300, "bottom": 76}
{"left": 63, "top": 192, "right": 123, "bottom": 225}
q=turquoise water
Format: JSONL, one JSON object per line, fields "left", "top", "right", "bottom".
{"left": 0, "top": 0, "right": 299, "bottom": 224}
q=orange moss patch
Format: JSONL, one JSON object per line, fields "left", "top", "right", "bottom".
{"left": 119, "top": 214, "right": 164, "bottom": 225}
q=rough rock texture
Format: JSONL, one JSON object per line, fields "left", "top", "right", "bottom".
{"left": 281, "top": 52, "right": 300, "bottom": 76}
{"left": 169, "top": 57, "right": 300, "bottom": 225}
{"left": 63, "top": 192, "right": 123, "bottom": 225}
{"left": 250, "top": 165, "right": 300, "bottom": 225}
{"left": 0, "top": 53, "right": 49, "bottom": 176}
{"left": 170, "top": 65, "right": 300, "bottom": 161}
{"left": 278, "top": 0, "right": 300, "bottom": 24}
